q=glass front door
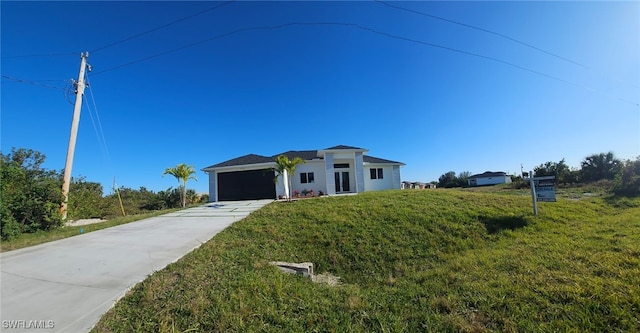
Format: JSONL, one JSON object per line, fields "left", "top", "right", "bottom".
{"left": 334, "top": 171, "right": 350, "bottom": 193}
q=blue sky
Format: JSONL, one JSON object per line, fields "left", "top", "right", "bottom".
{"left": 2, "top": 1, "right": 638, "bottom": 194}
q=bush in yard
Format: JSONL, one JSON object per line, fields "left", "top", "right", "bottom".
{"left": 0, "top": 206, "right": 21, "bottom": 241}
{"left": 1, "top": 148, "right": 63, "bottom": 240}
{"left": 534, "top": 159, "right": 576, "bottom": 184}
{"left": 100, "top": 186, "right": 174, "bottom": 217}
{"left": 613, "top": 156, "right": 640, "bottom": 196}
{"left": 68, "top": 177, "right": 108, "bottom": 219}
{"left": 438, "top": 171, "right": 458, "bottom": 188}
{"left": 157, "top": 187, "right": 182, "bottom": 209}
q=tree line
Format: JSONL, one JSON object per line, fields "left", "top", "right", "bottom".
{"left": 1, "top": 147, "right": 207, "bottom": 240}
{"left": 436, "top": 151, "right": 639, "bottom": 196}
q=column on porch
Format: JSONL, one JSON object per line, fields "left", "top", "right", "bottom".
{"left": 208, "top": 170, "right": 218, "bottom": 202}
{"left": 354, "top": 152, "right": 365, "bottom": 193}
{"left": 324, "top": 153, "right": 336, "bottom": 195}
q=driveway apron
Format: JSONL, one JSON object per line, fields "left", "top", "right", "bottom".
{"left": 1, "top": 200, "right": 272, "bottom": 332}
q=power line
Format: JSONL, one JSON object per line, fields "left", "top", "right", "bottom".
{"left": 89, "top": 22, "right": 563, "bottom": 76}
{"left": 90, "top": 21, "right": 455, "bottom": 75}
{"left": 85, "top": 72, "right": 111, "bottom": 164}
{"left": 377, "top": 0, "right": 640, "bottom": 91}
{"left": 89, "top": 21, "right": 639, "bottom": 106}
{"left": 375, "top": 0, "right": 586, "bottom": 68}
{"left": 1, "top": 52, "right": 77, "bottom": 59}
{"left": 4, "top": 78, "right": 65, "bottom": 82}
{"left": 82, "top": 77, "right": 111, "bottom": 164}
{"left": 90, "top": 1, "right": 235, "bottom": 53}
{"left": 63, "top": 80, "right": 76, "bottom": 105}
{"left": 1, "top": 75, "right": 66, "bottom": 90}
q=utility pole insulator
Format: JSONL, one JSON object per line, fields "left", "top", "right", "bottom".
{"left": 60, "top": 52, "right": 89, "bottom": 220}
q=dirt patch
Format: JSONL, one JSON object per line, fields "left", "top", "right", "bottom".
{"left": 312, "top": 272, "right": 341, "bottom": 286}
{"left": 65, "top": 218, "right": 107, "bottom": 227}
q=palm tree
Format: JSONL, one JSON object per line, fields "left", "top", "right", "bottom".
{"left": 163, "top": 163, "right": 197, "bottom": 207}
{"left": 273, "top": 155, "right": 305, "bottom": 201}
{"left": 581, "top": 152, "right": 621, "bottom": 181}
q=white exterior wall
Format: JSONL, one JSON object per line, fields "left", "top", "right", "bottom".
{"left": 275, "top": 172, "right": 286, "bottom": 199}
{"left": 208, "top": 170, "right": 217, "bottom": 202}
{"left": 363, "top": 165, "right": 394, "bottom": 191}
{"left": 331, "top": 152, "right": 355, "bottom": 160}
{"left": 392, "top": 165, "right": 401, "bottom": 189}
{"left": 324, "top": 154, "right": 336, "bottom": 195}
{"left": 476, "top": 175, "right": 511, "bottom": 186}
{"left": 289, "top": 161, "right": 327, "bottom": 195}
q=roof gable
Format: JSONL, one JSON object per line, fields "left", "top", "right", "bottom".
{"left": 204, "top": 146, "right": 404, "bottom": 170}
{"left": 364, "top": 155, "right": 403, "bottom": 165}
{"left": 204, "top": 154, "right": 272, "bottom": 169}
{"left": 324, "top": 145, "right": 365, "bottom": 150}
{"left": 469, "top": 171, "right": 507, "bottom": 179}
{"left": 274, "top": 150, "right": 319, "bottom": 161}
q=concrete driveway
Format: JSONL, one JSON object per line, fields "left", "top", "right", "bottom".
{"left": 1, "top": 200, "right": 272, "bottom": 332}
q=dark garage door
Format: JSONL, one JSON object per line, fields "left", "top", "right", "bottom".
{"left": 218, "top": 169, "right": 275, "bottom": 201}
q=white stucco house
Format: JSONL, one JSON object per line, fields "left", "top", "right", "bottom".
{"left": 202, "top": 145, "right": 404, "bottom": 202}
{"left": 468, "top": 171, "right": 512, "bottom": 187}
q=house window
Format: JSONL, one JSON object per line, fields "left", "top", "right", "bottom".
{"left": 370, "top": 168, "right": 383, "bottom": 179}
{"left": 300, "top": 172, "right": 314, "bottom": 183}
{"left": 334, "top": 163, "right": 349, "bottom": 169}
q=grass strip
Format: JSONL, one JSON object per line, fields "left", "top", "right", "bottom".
{"left": 1, "top": 208, "right": 181, "bottom": 252}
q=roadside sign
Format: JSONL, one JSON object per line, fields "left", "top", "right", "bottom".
{"left": 535, "top": 177, "right": 556, "bottom": 202}
{"left": 529, "top": 174, "right": 556, "bottom": 215}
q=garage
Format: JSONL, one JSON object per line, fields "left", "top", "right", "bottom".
{"left": 217, "top": 169, "right": 275, "bottom": 201}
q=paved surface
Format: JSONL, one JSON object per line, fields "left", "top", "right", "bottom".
{"left": 1, "top": 200, "right": 272, "bottom": 332}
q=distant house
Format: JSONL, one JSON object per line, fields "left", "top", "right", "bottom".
{"left": 401, "top": 181, "right": 436, "bottom": 189}
{"left": 413, "top": 182, "right": 426, "bottom": 189}
{"left": 202, "top": 145, "right": 404, "bottom": 202}
{"left": 468, "top": 171, "right": 512, "bottom": 186}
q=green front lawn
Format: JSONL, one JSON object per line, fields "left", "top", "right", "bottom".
{"left": 93, "top": 189, "right": 640, "bottom": 332}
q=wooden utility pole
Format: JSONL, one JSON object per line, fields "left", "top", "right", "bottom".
{"left": 113, "top": 177, "right": 126, "bottom": 216}
{"left": 60, "top": 52, "right": 89, "bottom": 220}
